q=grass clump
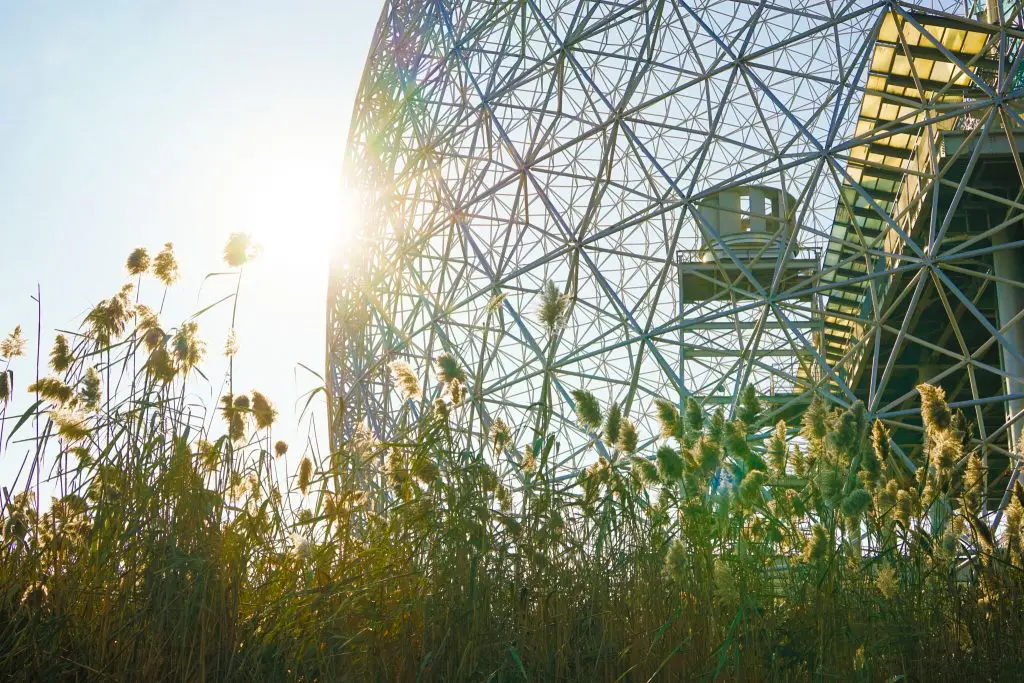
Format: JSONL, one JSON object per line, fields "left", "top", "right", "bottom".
{"left": 0, "top": 244, "right": 1023, "bottom": 681}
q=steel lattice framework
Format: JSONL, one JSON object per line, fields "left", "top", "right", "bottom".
{"left": 329, "top": 0, "right": 1024, "bottom": 508}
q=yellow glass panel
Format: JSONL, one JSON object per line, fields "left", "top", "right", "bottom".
{"left": 873, "top": 45, "right": 895, "bottom": 71}
{"left": 913, "top": 57, "right": 935, "bottom": 80}
{"left": 867, "top": 74, "right": 887, "bottom": 90}
{"left": 950, "top": 65, "right": 973, "bottom": 87}
{"left": 878, "top": 12, "right": 900, "bottom": 44}
{"left": 962, "top": 32, "right": 987, "bottom": 55}
{"left": 862, "top": 94, "right": 882, "bottom": 119}
{"left": 943, "top": 28, "right": 967, "bottom": 52}
{"left": 927, "top": 25, "right": 948, "bottom": 45}
{"left": 855, "top": 120, "right": 874, "bottom": 137}
{"left": 901, "top": 22, "right": 922, "bottom": 47}
{"left": 879, "top": 102, "right": 899, "bottom": 120}
{"left": 892, "top": 54, "right": 911, "bottom": 77}
{"left": 896, "top": 104, "right": 917, "bottom": 120}
{"left": 930, "top": 61, "right": 954, "bottom": 83}
{"left": 890, "top": 133, "right": 912, "bottom": 149}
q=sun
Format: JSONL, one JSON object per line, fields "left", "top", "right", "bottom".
{"left": 206, "top": 122, "right": 362, "bottom": 282}
{"left": 232, "top": 164, "right": 356, "bottom": 273}
{"left": 201, "top": 125, "right": 365, "bottom": 375}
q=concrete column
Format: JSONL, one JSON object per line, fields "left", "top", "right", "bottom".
{"left": 748, "top": 188, "right": 767, "bottom": 233}
{"left": 992, "top": 226, "right": 1024, "bottom": 449}
{"left": 718, "top": 189, "right": 741, "bottom": 236}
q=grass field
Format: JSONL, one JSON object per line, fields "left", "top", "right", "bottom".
{"left": 0, "top": 238, "right": 1022, "bottom": 681}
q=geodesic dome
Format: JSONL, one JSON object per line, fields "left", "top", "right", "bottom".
{"left": 329, "top": 0, "right": 1024, "bottom": 500}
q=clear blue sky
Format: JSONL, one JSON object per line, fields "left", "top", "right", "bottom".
{"left": 0, "top": 1, "right": 382, "bottom": 475}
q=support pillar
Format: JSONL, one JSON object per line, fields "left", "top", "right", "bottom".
{"left": 992, "top": 227, "right": 1024, "bottom": 449}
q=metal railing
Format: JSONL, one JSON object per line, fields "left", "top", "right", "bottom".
{"left": 676, "top": 246, "right": 820, "bottom": 265}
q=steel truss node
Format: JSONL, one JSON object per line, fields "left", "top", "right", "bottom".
{"left": 329, "top": 0, "right": 1024, "bottom": 511}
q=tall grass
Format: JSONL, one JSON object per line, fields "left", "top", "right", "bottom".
{"left": 0, "top": 241, "right": 1022, "bottom": 681}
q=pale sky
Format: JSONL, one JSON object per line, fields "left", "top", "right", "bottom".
{"left": 0, "top": 1, "right": 382, "bottom": 480}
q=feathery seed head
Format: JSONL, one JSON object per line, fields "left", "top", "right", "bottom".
{"left": 146, "top": 347, "right": 175, "bottom": 383}
{"left": 656, "top": 445, "right": 684, "bottom": 482}
{"left": 604, "top": 401, "right": 622, "bottom": 445}
{"left": 86, "top": 290, "right": 134, "bottom": 347}
{"left": 489, "top": 419, "right": 511, "bottom": 454}
{"left": 298, "top": 457, "right": 313, "bottom": 495}
{"left": 289, "top": 532, "right": 312, "bottom": 561}
{"left": 80, "top": 367, "right": 102, "bottom": 411}
{"left": 20, "top": 581, "right": 49, "bottom": 610}
{"left": 126, "top": 247, "right": 151, "bottom": 275}
{"left": 537, "top": 279, "right": 570, "bottom": 334}
{"left": 224, "top": 329, "right": 238, "bottom": 357}
{"left": 875, "top": 564, "right": 898, "bottom": 599}
{"left": 841, "top": 488, "right": 873, "bottom": 518}
{"left": 653, "top": 398, "right": 680, "bottom": 440}
{"left": 768, "top": 420, "right": 788, "bottom": 475}
{"left": 251, "top": 391, "right": 277, "bottom": 429}
{"left": 571, "top": 389, "right": 602, "bottom": 432}
{"left": 631, "top": 455, "right": 660, "bottom": 485}
{"left": 143, "top": 326, "right": 166, "bottom": 353}
{"left": 274, "top": 440, "right": 288, "bottom": 458}
{"left": 918, "top": 383, "right": 951, "bottom": 432}
{"left": 895, "top": 490, "right": 913, "bottom": 526}
{"left": 694, "top": 436, "right": 720, "bottom": 474}
{"left": 802, "top": 396, "right": 829, "bottom": 441}
{"left": 28, "top": 377, "right": 75, "bottom": 405}
{"left": 411, "top": 455, "right": 440, "bottom": 485}
{"left": 448, "top": 377, "right": 465, "bottom": 406}
{"left": 520, "top": 445, "right": 537, "bottom": 473}
{"left": 737, "top": 384, "right": 761, "bottom": 426}
{"left": 1, "top": 326, "right": 26, "bottom": 359}
{"left": 388, "top": 360, "right": 421, "bottom": 401}
{"left": 616, "top": 418, "right": 638, "bottom": 455}
{"left": 50, "top": 334, "right": 73, "bottom": 373}
{"left": 685, "top": 397, "right": 704, "bottom": 434}
{"left": 708, "top": 408, "right": 726, "bottom": 442}
{"left": 223, "top": 232, "right": 258, "bottom": 267}
{"left": 804, "top": 524, "right": 830, "bottom": 562}
{"left": 172, "top": 321, "right": 205, "bottom": 374}
{"left": 434, "top": 353, "right": 465, "bottom": 383}
{"left": 664, "top": 540, "right": 689, "bottom": 584}
{"left": 51, "top": 408, "right": 90, "bottom": 443}
{"left": 738, "top": 470, "right": 766, "bottom": 507}
{"left": 153, "top": 243, "right": 179, "bottom": 286}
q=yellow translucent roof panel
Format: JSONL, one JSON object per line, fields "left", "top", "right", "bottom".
{"left": 887, "top": 132, "right": 913, "bottom": 149}
{"left": 962, "top": 31, "right": 989, "bottom": 55}
{"left": 878, "top": 13, "right": 900, "bottom": 44}
{"left": 942, "top": 28, "right": 967, "bottom": 52}
{"left": 873, "top": 44, "right": 895, "bottom": 71}
{"left": 930, "top": 60, "right": 954, "bottom": 83}
{"left": 914, "top": 58, "right": 936, "bottom": 80}
{"left": 892, "top": 54, "right": 912, "bottom": 76}
{"left": 901, "top": 21, "right": 922, "bottom": 46}
{"left": 862, "top": 94, "right": 882, "bottom": 119}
